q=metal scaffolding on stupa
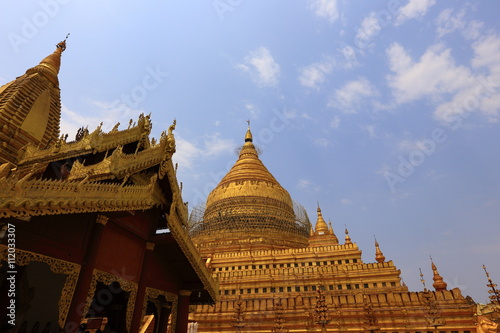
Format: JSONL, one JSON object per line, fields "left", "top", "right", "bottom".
{"left": 188, "top": 200, "right": 311, "bottom": 239}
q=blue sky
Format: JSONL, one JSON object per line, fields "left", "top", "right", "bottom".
{"left": 1, "top": 0, "right": 499, "bottom": 303}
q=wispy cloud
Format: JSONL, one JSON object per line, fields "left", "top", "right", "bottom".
{"left": 396, "top": 0, "right": 436, "bottom": 26}
{"left": 59, "top": 101, "right": 144, "bottom": 139}
{"left": 308, "top": 0, "right": 339, "bottom": 23}
{"left": 173, "top": 133, "right": 235, "bottom": 170}
{"left": 328, "top": 77, "right": 377, "bottom": 113}
{"left": 356, "top": 12, "right": 382, "bottom": 50}
{"left": 340, "top": 198, "right": 353, "bottom": 205}
{"left": 314, "top": 138, "right": 333, "bottom": 147}
{"left": 298, "top": 56, "right": 335, "bottom": 90}
{"left": 297, "top": 179, "right": 321, "bottom": 193}
{"left": 330, "top": 115, "right": 340, "bottom": 129}
{"left": 244, "top": 102, "right": 260, "bottom": 118}
{"left": 236, "top": 46, "right": 280, "bottom": 87}
{"left": 435, "top": 8, "right": 466, "bottom": 38}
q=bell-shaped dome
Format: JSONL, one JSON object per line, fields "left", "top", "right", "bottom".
{"left": 190, "top": 126, "right": 310, "bottom": 253}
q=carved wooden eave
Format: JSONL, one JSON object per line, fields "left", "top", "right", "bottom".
{"left": 67, "top": 129, "right": 175, "bottom": 182}
{"left": 17, "top": 113, "right": 152, "bottom": 168}
{"left": 0, "top": 173, "right": 166, "bottom": 218}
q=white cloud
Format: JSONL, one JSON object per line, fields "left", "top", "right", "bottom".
{"left": 204, "top": 133, "right": 235, "bottom": 157}
{"left": 314, "top": 138, "right": 332, "bottom": 147}
{"left": 396, "top": 0, "right": 436, "bottom": 26}
{"left": 386, "top": 36, "right": 500, "bottom": 124}
{"left": 436, "top": 8, "right": 465, "bottom": 38}
{"left": 462, "top": 20, "right": 484, "bottom": 41}
{"left": 340, "top": 198, "right": 353, "bottom": 205}
{"left": 308, "top": 0, "right": 339, "bottom": 23}
{"left": 296, "top": 179, "right": 321, "bottom": 193}
{"left": 236, "top": 47, "right": 280, "bottom": 87}
{"left": 173, "top": 133, "right": 235, "bottom": 170}
{"left": 356, "top": 12, "right": 382, "bottom": 50}
{"left": 244, "top": 102, "right": 260, "bottom": 118}
{"left": 330, "top": 115, "right": 340, "bottom": 129}
{"left": 328, "top": 77, "right": 376, "bottom": 113}
{"left": 339, "top": 45, "right": 358, "bottom": 69}
{"left": 298, "top": 56, "right": 335, "bottom": 89}
{"left": 398, "top": 139, "right": 435, "bottom": 153}
{"left": 59, "top": 101, "right": 144, "bottom": 139}
{"left": 386, "top": 43, "right": 474, "bottom": 104}
{"left": 174, "top": 137, "right": 200, "bottom": 169}
{"left": 361, "top": 124, "right": 377, "bottom": 139}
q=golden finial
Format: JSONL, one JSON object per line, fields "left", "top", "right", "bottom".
{"left": 315, "top": 203, "right": 328, "bottom": 235}
{"left": 245, "top": 121, "right": 253, "bottom": 143}
{"left": 430, "top": 256, "right": 447, "bottom": 291}
{"left": 419, "top": 268, "right": 427, "bottom": 291}
{"left": 56, "top": 33, "right": 70, "bottom": 52}
{"left": 344, "top": 226, "right": 352, "bottom": 245}
{"left": 374, "top": 236, "right": 386, "bottom": 263}
{"left": 483, "top": 264, "right": 500, "bottom": 305}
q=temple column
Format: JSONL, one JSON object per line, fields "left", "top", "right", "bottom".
{"left": 175, "top": 290, "right": 191, "bottom": 333}
{"left": 64, "top": 215, "right": 107, "bottom": 332}
{"left": 157, "top": 304, "right": 172, "bottom": 333}
{"left": 130, "top": 242, "right": 155, "bottom": 332}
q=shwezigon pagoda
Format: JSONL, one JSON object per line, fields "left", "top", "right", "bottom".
{"left": 1, "top": 40, "right": 499, "bottom": 333}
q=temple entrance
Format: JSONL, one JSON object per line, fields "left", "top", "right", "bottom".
{"left": 83, "top": 281, "right": 130, "bottom": 333}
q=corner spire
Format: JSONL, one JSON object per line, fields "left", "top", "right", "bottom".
{"left": 374, "top": 237, "right": 386, "bottom": 263}
{"left": 314, "top": 204, "right": 329, "bottom": 235}
{"left": 483, "top": 264, "right": 500, "bottom": 305}
{"left": 344, "top": 226, "right": 352, "bottom": 245}
{"left": 431, "top": 257, "right": 447, "bottom": 292}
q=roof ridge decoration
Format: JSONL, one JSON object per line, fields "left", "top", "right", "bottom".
{"left": 0, "top": 173, "right": 165, "bottom": 218}
{"left": 17, "top": 113, "right": 153, "bottom": 168}
{"left": 67, "top": 123, "right": 175, "bottom": 182}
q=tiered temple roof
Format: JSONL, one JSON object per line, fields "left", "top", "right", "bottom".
{"left": 0, "top": 40, "right": 217, "bottom": 331}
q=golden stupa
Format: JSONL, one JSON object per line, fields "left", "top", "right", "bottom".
{"left": 190, "top": 126, "right": 311, "bottom": 253}
{"left": 188, "top": 126, "right": 478, "bottom": 333}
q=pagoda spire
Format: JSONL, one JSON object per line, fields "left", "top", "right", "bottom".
{"left": 0, "top": 37, "right": 68, "bottom": 165}
{"left": 245, "top": 119, "right": 253, "bottom": 142}
{"left": 344, "top": 226, "right": 352, "bottom": 245}
{"left": 374, "top": 237, "right": 386, "bottom": 263}
{"left": 431, "top": 257, "right": 447, "bottom": 292}
{"left": 419, "top": 268, "right": 428, "bottom": 291}
{"left": 328, "top": 221, "right": 339, "bottom": 244}
{"left": 31, "top": 37, "right": 68, "bottom": 82}
{"left": 483, "top": 264, "right": 500, "bottom": 305}
{"left": 314, "top": 204, "right": 329, "bottom": 235}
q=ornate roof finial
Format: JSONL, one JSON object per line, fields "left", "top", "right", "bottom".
{"left": 483, "top": 264, "right": 500, "bottom": 305}
{"left": 419, "top": 268, "right": 427, "bottom": 291}
{"left": 430, "top": 256, "right": 447, "bottom": 291}
{"left": 344, "top": 226, "right": 352, "bottom": 245}
{"left": 374, "top": 236, "right": 386, "bottom": 263}
{"left": 244, "top": 121, "right": 253, "bottom": 143}
{"left": 314, "top": 203, "right": 329, "bottom": 235}
{"left": 31, "top": 35, "right": 70, "bottom": 80}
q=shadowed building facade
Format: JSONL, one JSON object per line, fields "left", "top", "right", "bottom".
{"left": 0, "top": 41, "right": 217, "bottom": 332}
{"left": 188, "top": 127, "right": 477, "bottom": 333}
